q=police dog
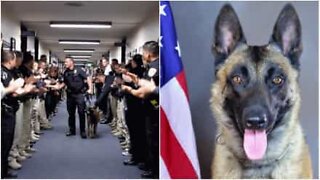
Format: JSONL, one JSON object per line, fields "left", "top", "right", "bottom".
{"left": 86, "top": 106, "right": 100, "bottom": 138}
{"left": 85, "top": 96, "right": 100, "bottom": 138}
{"left": 210, "top": 4, "right": 313, "bottom": 178}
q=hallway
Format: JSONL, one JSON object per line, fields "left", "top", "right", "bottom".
{"left": 17, "top": 101, "right": 141, "bottom": 179}
{"left": 1, "top": 1, "right": 159, "bottom": 178}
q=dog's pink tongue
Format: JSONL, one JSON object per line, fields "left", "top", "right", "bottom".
{"left": 243, "top": 129, "right": 267, "bottom": 160}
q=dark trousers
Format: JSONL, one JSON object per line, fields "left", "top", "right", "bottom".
{"left": 46, "top": 91, "right": 60, "bottom": 118}
{"left": 66, "top": 93, "right": 86, "bottom": 133}
{"left": 99, "top": 95, "right": 108, "bottom": 114}
{"left": 125, "top": 96, "right": 147, "bottom": 163}
{"left": 96, "top": 84, "right": 110, "bottom": 116}
{"left": 1, "top": 107, "right": 16, "bottom": 178}
{"left": 95, "top": 83, "right": 102, "bottom": 99}
{"left": 145, "top": 108, "right": 159, "bottom": 177}
{"left": 104, "top": 94, "right": 113, "bottom": 122}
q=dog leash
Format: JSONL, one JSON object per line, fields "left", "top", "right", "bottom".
{"left": 276, "top": 143, "right": 291, "bottom": 161}
{"left": 85, "top": 93, "right": 94, "bottom": 108}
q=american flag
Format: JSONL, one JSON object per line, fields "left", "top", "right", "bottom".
{"left": 160, "top": 1, "right": 201, "bottom": 178}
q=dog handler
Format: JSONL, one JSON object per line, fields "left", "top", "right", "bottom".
{"left": 54, "top": 57, "right": 93, "bottom": 139}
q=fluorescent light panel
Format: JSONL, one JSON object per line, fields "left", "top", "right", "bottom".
{"left": 59, "top": 40, "right": 100, "bottom": 45}
{"left": 70, "top": 55, "right": 91, "bottom": 58}
{"left": 50, "top": 21, "right": 112, "bottom": 29}
{"left": 64, "top": 49, "right": 94, "bottom": 53}
{"left": 74, "top": 59, "right": 89, "bottom": 61}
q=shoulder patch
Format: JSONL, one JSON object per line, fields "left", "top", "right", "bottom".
{"left": 148, "top": 68, "right": 157, "bottom": 78}
{"left": 2, "top": 71, "right": 8, "bottom": 80}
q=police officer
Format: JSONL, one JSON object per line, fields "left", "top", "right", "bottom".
{"left": 94, "top": 59, "right": 104, "bottom": 99}
{"left": 93, "top": 58, "right": 109, "bottom": 124}
{"left": 1, "top": 50, "right": 20, "bottom": 178}
{"left": 122, "top": 54, "right": 147, "bottom": 166}
{"left": 55, "top": 57, "right": 93, "bottom": 138}
{"left": 121, "top": 41, "right": 159, "bottom": 178}
{"left": 141, "top": 41, "right": 159, "bottom": 179}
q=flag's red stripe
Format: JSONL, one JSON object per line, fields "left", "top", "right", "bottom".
{"left": 176, "top": 71, "right": 189, "bottom": 101}
{"left": 161, "top": 107, "right": 198, "bottom": 179}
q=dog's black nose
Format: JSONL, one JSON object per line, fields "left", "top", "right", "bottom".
{"left": 245, "top": 116, "right": 267, "bottom": 129}
{"left": 243, "top": 106, "right": 268, "bottom": 129}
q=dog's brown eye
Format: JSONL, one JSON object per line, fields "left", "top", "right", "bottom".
{"left": 232, "top": 75, "right": 242, "bottom": 84}
{"left": 272, "top": 76, "right": 283, "bottom": 85}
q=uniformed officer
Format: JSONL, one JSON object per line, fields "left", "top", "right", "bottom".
{"left": 1, "top": 50, "right": 20, "bottom": 178}
{"left": 93, "top": 58, "right": 109, "bottom": 123}
{"left": 55, "top": 57, "right": 93, "bottom": 138}
{"left": 141, "top": 41, "right": 159, "bottom": 179}
{"left": 121, "top": 41, "right": 159, "bottom": 178}
{"left": 122, "top": 54, "right": 147, "bottom": 166}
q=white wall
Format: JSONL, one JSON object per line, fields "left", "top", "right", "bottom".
{"left": 26, "top": 36, "right": 34, "bottom": 53}
{"left": 39, "top": 41, "right": 50, "bottom": 62}
{"left": 1, "top": 6, "right": 21, "bottom": 51}
{"left": 126, "top": 10, "right": 159, "bottom": 61}
{"left": 109, "top": 46, "right": 121, "bottom": 62}
{"left": 109, "top": 10, "right": 159, "bottom": 63}
{"left": 2, "top": 6, "right": 50, "bottom": 61}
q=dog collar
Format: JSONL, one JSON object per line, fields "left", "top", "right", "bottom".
{"left": 215, "top": 133, "right": 225, "bottom": 145}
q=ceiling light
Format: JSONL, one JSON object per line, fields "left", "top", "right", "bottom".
{"left": 74, "top": 59, "right": 89, "bottom": 61}
{"left": 50, "top": 21, "right": 112, "bottom": 29}
{"left": 59, "top": 40, "right": 100, "bottom": 45}
{"left": 70, "top": 55, "right": 91, "bottom": 58}
{"left": 64, "top": 49, "right": 94, "bottom": 53}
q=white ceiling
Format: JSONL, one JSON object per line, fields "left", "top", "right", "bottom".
{"left": 2, "top": 1, "right": 159, "bottom": 63}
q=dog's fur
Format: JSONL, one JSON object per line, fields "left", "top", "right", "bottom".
{"left": 210, "top": 4, "right": 313, "bottom": 178}
{"left": 86, "top": 107, "right": 100, "bottom": 138}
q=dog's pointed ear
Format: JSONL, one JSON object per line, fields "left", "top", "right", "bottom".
{"left": 270, "top": 4, "right": 302, "bottom": 69}
{"left": 212, "top": 4, "right": 246, "bottom": 67}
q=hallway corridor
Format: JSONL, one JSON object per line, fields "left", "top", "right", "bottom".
{"left": 17, "top": 101, "right": 141, "bottom": 179}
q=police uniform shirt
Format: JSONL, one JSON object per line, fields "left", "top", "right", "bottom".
{"left": 12, "top": 67, "right": 27, "bottom": 102}
{"left": 144, "top": 58, "right": 159, "bottom": 108}
{"left": 144, "top": 58, "right": 159, "bottom": 86}
{"left": 1, "top": 65, "right": 19, "bottom": 109}
{"left": 12, "top": 67, "right": 24, "bottom": 79}
{"left": 19, "top": 65, "right": 35, "bottom": 101}
{"left": 63, "top": 67, "right": 88, "bottom": 93}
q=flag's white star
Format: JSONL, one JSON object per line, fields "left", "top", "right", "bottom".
{"left": 175, "top": 41, "right": 181, "bottom": 57}
{"left": 159, "top": 36, "right": 163, "bottom": 47}
{"left": 160, "top": 4, "right": 167, "bottom": 16}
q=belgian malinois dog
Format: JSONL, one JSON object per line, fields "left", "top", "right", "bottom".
{"left": 86, "top": 107, "right": 100, "bottom": 138}
{"left": 85, "top": 95, "right": 100, "bottom": 138}
{"left": 211, "top": 4, "right": 313, "bottom": 178}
